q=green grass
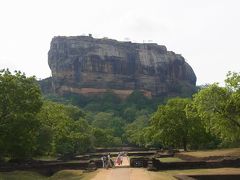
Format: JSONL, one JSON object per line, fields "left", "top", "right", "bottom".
{"left": 0, "top": 170, "right": 97, "bottom": 180}
{"left": 129, "top": 155, "right": 149, "bottom": 159}
{"left": 158, "top": 157, "right": 184, "bottom": 162}
{"left": 34, "top": 156, "right": 58, "bottom": 161}
{"left": 160, "top": 167, "right": 240, "bottom": 175}
{"left": 180, "top": 148, "right": 240, "bottom": 158}
{"left": 162, "top": 168, "right": 210, "bottom": 175}
{"left": 50, "top": 170, "right": 85, "bottom": 180}
{"left": 50, "top": 170, "right": 97, "bottom": 180}
{"left": 150, "top": 168, "right": 240, "bottom": 180}
{"left": 0, "top": 171, "right": 45, "bottom": 180}
{"left": 63, "top": 160, "right": 89, "bottom": 163}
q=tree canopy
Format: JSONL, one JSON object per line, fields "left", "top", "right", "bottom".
{"left": 150, "top": 98, "right": 210, "bottom": 150}
{"left": 191, "top": 73, "right": 240, "bottom": 145}
{"left": 1, "top": 69, "right": 240, "bottom": 161}
{"left": 0, "top": 70, "right": 42, "bottom": 159}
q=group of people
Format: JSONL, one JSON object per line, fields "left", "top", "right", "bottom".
{"left": 101, "top": 152, "right": 126, "bottom": 169}
{"left": 101, "top": 153, "right": 114, "bottom": 169}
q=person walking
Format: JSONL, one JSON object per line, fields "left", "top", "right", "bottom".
{"left": 120, "top": 153, "right": 123, "bottom": 165}
{"left": 106, "top": 153, "right": 115, "bottom": 169}
{"left": 115, "top": 152, "right": 121, "bottom": 165}
{"left": 101, "top": 155, "right": 107, "bottom": 168}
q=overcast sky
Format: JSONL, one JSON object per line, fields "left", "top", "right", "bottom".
{"left": 0, "top": 0, "right": 239, "bottom": 85}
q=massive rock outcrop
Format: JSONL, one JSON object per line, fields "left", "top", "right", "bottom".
{"left": 46, "top": 35, "right": 196, "bottom": 98}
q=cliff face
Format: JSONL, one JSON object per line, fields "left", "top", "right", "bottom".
{"left": 47, "top": 35, "right": 196, "bottom": 98}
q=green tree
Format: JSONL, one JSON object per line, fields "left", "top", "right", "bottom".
{"left": 92, "top": 128, "right": 122, "bottom": 147}
{"left": 0, "top": 70, "right": 42, "bottom": 160}
{"left": 36, "top": 101, "right": 92, "bottom": 157}
{"left": 151, "top": 98, "right": 202, "bottom": 151}
{"left": 92, "top": 128, "right": 109, "bottom": 147}
{"left": 192, "top": 73, "right": 240, "bottom": 145}
{"left": 185, "top": 102, "right": 220, "bottom": 149}
{"left": 122, "top": 106, "right": 137, "bottom": 122}
{"left": 36, "top": 101, "right": 70, "bottom": 155}
{"left": 92, "top": 112, "right": 124, "bottom": 137}
{"left": 225, "top": 71, "right": 240, "bottom": 91}
{"left": 54, "top": 119, "right": 93, "bottom": 157}
{"left": 125, "top": 90, "right": 151, "bottom": 109}
{"left": 124, "top": 114, "right": 149, "bottom": 146}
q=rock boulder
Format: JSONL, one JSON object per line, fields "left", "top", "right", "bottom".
{"left": 46, "top": 35, "right": 197, "bottom": 98}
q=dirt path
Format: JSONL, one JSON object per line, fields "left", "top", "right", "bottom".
{"left": 90, "top": 168, "right": 176, "bottom": 180}
{"left": 91, "top": 168, "right": 149, "bottom": 180}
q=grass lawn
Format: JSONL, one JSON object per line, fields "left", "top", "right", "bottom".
{"left": 34, "top": 156, "right": 58, "bottom": 161}
{"left": 0, "top": 170, "right": 97, "bottom": 180}
{"left": 158, "top": 157, "right": 184, "bottom": 162}
{"left": 148, "top": 168, "right": 240, "bottom": 180}
{"left": 179, "top": 148, "right": 240, "bottom": 158}
{"left": 0, "top": 171, "right": 45, "bottom": 180}
{"left": 50, "top": 170, "right": 97, "bottom": 180}
{"left": 160, "top": 167, "right": 240, "bottom": 175}
{"left": 64, "top": 160, "right": 89, "bottom": 164}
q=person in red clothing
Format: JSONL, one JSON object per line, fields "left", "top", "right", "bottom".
{"left": 115, "top": 152, "right": 123, "bottom": 165}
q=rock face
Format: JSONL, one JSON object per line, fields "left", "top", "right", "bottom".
{"left": 47, "top": 35, "right": 196, "bottom": 98}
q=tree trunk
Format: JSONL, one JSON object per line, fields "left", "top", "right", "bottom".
{"left": 183, "top": 138, "right": 187, "bottom": 151}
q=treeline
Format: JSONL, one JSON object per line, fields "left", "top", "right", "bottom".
{"left": 126, "top": 72, "right": 240, "bottom": 150}
{"left": 0, "top": 69, "right": 240, "bottom": 161}
{"left": 0, "top": 69, "right": 153, "bottom": 160}
{"left": 0, "top": 70, "right": 90, "bottom": 160}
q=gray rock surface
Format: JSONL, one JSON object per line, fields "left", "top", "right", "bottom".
{"left": 47, "top": 35, "right": 197, "bottom": 98}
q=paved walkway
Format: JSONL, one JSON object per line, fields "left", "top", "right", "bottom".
{"left": 91, "top": 168, "right": 152, "bottom": 180}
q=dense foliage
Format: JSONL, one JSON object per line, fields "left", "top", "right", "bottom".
{"left": 129, "top": 72, "right": 240, "bottom": 150}
{"left": 0, "top": 70, "right": 42, "bottom": 160}
{"left": 1, "top": 69, "right": 240, "bottom": 160}
{"left": 191, "top": 72, "right": 240, "bottom": 146}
